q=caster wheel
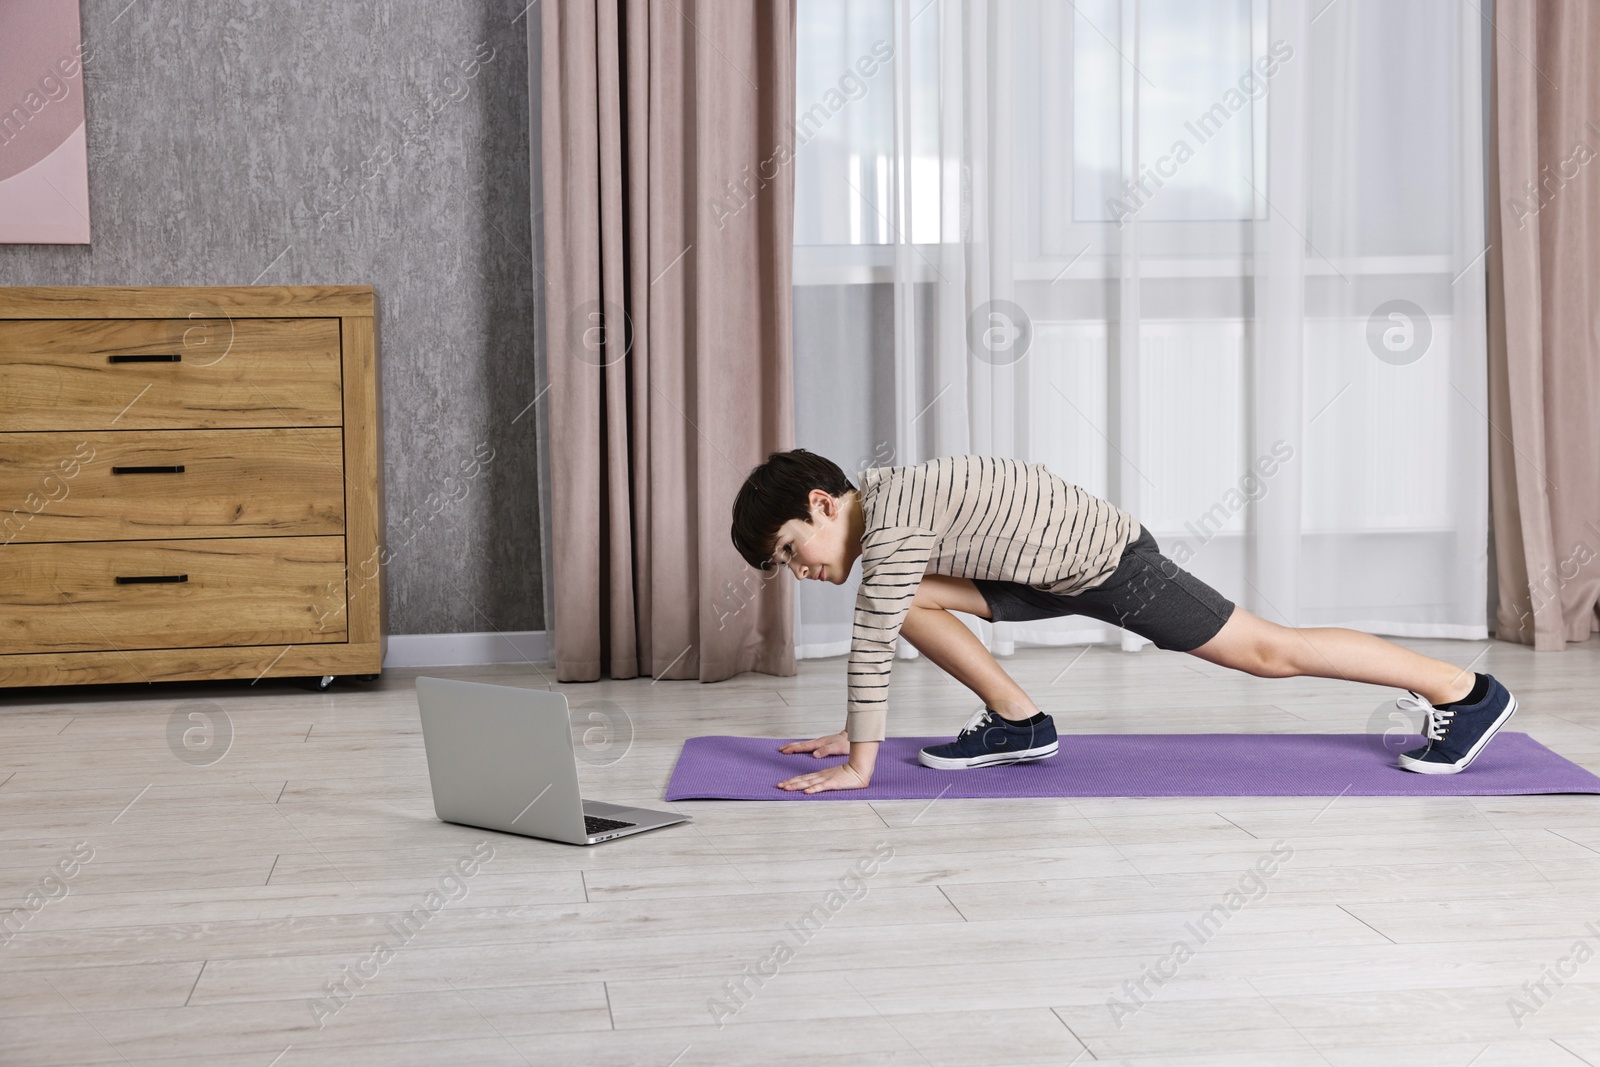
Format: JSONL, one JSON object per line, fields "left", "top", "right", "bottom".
{"left": 315, "top": 675, "right": 336, "bottom": 691}
{"left": 357, "top": 673, "right": 380, "bottom": 682}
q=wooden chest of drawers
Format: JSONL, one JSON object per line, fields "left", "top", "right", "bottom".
{"left": 0, "top": 286, "right": 386, "bottom": 687}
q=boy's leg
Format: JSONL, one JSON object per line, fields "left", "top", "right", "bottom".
{"left": 1187, "top": 605, "right": 1478, "bottom": 706}
{"left": 899, "top": 574, "right": 1044, "bottom": 721}
{"left": 900, "top": 572, "right": 1478, "bottom": 709}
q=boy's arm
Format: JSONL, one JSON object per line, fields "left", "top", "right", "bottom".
{"left": 774, "top": 524, "right": 934, "bottom": 793}
{"left": 776, "top": 526, "right": 938, "bottom": 794}
{"left": 848, "top": 739, "right": 879, "bottom": 779}
{"left": 845, "top": 526, "right": 941, "bottom": 744}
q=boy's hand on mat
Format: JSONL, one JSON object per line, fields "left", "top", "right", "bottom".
{"left": 779, "top": 740, "right": 878, "bottom": 793}
{"left": 778, "top": 731, "right": 850, "bottom": 758}
{"left": 777, "top": 761, "right": 871, "bottom": 793}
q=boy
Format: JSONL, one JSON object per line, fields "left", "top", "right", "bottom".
{"left": 730, "top": 450, "right": 1517, "bottom": 795}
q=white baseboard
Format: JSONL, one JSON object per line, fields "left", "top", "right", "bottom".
{"left": 383, "top": 630, "right": 550, "bottom": 668}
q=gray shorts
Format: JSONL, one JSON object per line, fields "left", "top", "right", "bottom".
{"left": 972, "top": 526, "right": 1235, "bottom": 652}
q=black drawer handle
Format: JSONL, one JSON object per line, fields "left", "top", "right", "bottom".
{"left": 111, "top": 465, "right": 186, "bottom": 474}
{"left": 108, "top": 354, "right": 182, "bottom": 363}
{"left": 115, "top": 574, "right": 188, "bottom": 584}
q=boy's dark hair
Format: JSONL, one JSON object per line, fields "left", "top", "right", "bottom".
{"left": 730, "top": 448, "right": 858, "bottom": 571}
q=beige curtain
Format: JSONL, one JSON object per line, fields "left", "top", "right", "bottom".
{"left": 1487, "top": 0, "right": 1600, "bottom": 650}
{"left": 541, "top": 0, "right": 797, "bottom": 682}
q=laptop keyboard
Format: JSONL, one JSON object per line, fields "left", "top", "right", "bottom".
{"left": 585, "top": 814, "right": 637, "bottom": 836}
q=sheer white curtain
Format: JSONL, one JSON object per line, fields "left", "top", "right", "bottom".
{"left": 792, "top": 0, "right": 1489, "bottom": 661}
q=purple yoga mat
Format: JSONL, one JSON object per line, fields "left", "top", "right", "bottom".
{"left": 663, "top": 732, "right": 1600, "bottom": 800}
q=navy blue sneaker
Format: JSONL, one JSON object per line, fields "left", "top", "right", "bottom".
{"left": 1396, "top": 673, "right": 1517, "bottom": 775}
{"left": 919, "top": 707, "right": 1058, "bottom": 770}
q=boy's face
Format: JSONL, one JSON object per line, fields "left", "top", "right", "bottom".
{"left": 770, "top": 489, "right": 851, "bottom": 584}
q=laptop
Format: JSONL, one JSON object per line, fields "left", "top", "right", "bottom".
{"left": 415, "top": 676, "right": 688, "bottom": 845}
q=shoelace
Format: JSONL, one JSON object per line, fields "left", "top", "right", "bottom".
{"left": 957, "top": 706, "right": 1001, "bottom": 736}
{"left": 1396, "top": 690, "right": 1455, "bottom": 741}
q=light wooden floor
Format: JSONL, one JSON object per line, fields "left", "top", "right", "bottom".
{"left": 3, "top": 635, "right": 1600, "bottom": 1066}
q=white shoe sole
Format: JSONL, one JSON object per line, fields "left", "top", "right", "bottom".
{"left": 1397, "top": 693, "right": 1516, "bottom": 775}
{"left": 918, "top": 741, "right": 1059, "bottom": 770}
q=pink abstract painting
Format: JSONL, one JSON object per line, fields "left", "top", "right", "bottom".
{"left": 0, "top": 0, "right": 91, "bottom": 244}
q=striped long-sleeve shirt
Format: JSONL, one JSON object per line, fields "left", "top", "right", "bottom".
{"left": 847, "top": 455, "right": 1141, "bottom": 742}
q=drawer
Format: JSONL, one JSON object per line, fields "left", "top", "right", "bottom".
{"left": 0, "top": 429, "right": 345, "bottom": 543}
{"left": 0, "top": 318, "right": 343, "bottom": 431}
{"left": 0, "top": 537, "right": 348, "bottom": 654}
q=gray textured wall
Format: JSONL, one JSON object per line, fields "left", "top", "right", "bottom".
{"left": 0, "top": 1, "right": 545, "bottom": 636}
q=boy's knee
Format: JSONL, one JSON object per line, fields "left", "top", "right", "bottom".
{"left": 1253, "top": 630, "right": 1300, "bottom": 678}
{"left": 910, "top": 574, "right": 957, "bottom": 613}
